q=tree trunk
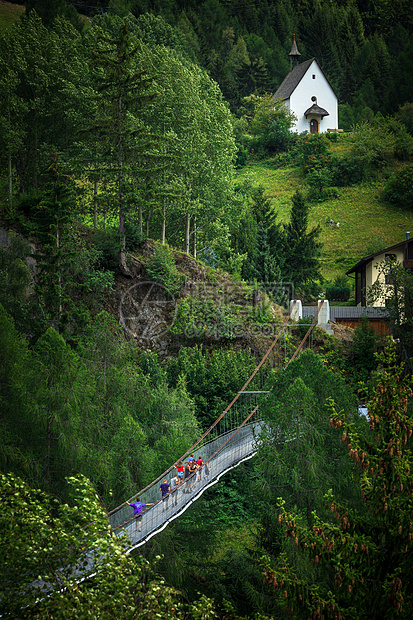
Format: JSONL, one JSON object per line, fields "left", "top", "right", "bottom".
{"left": 193, "top": 216, "right": 197, "bottom": 259}
{"left": 8, "top": 152, "right": 12, "bottom": 203}
{"left": 117, "top": 93, "right": 130, "bottom": 276}
{"left": 93, "top": 178, "right": 98, "bottom": 230}
{"left": 161, "top": 202, "right": 166, "bottom": 244}
{"left": 56, "top": 214, "right": 62, "bottom": 325}
{"left": 185, "top": 212, "right": 190, "bottom": 254}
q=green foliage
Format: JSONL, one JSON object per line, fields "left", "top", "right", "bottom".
{"left": 146, "top": 243, "right": 180, "bottom": 296}
{"left": 383, "top": 164, "right": 413, "bottom": 209}
{"left": 306, "top": 167, "right": 337, "bottom": 201}
{"left": 125, "top": 219, "right": 146, "bottom": 250}
{"left": 327, "top": 153, "right": 365, "bottom": 186}
{"left": 325, "top": 285, "right": 350, "bottom": 302}
{"left": 247, "top": 225, "right": 282, "bottom": 283}
{"left": 282, "top": 191, "right": 322, "bottom": 295}
{"left": 166, "top": 346, "right": 256, "bottom": 429}
{"left": 395, "top": 102, "right": 413, "bottom": 136}
{"left": 350, "top": 121, "right": 398, "bottom": 174}
{"left": 296, "top": 315, "right": 316, "bottom": 338}
{"left": 0, "top": 233, "right": 34, "bottom": 334}
{"left": 245, "top": 94, "right": 297, "bottom": 157}
{"left": 0, "top": 471, "right": 219, "bottom": 619}
{"left": 0, "top": 304, "right": 39, "bottom": 479}
{"left": 93, "top": 227, "right": 120, "bottom": 271}
{"left": 171, "top": 296, "right": 241, "bottom": 341}
{"left": 257, "top": 349, "right": 359, "bottom": 523}
{"left": 235, "top": 142, "right": 249, "bottom": 169}
{"left": 349, "top": 316, "right": 382, "bottom": 382}
{"left": 296, "top": 134, "right": 330, "bottom": 175}
{"left": 263, "top": 342, "right": 413, "bottom": 620}
{"left": 26, "top": 0, "right": 81, "bottom": 29}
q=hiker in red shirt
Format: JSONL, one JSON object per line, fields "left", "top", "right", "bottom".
{"left": 196, "top": 456, "right": 203, "bottom": 481}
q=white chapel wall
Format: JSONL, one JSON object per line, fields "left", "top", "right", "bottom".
{"left": 289, "top": 60, "right": 338, "bottom": 133}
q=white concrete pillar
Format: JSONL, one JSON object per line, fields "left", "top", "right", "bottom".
{"left": 318, "top": 299, "right": 330, "bottom": 324}
{"left": 290, "top": 299, "right": 302, "bottom": 321}
{"left": 317, "top": 300, "right": 333, "bottom": 335}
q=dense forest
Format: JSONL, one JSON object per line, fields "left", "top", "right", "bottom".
{"left": 1, "top": 0, "right": 413, "bottom": 618}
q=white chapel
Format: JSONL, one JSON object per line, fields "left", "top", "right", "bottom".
{"left": 274, "top": 35, "right": 339, "bottom": 134}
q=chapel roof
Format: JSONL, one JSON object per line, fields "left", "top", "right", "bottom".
{"left": 273, "top": 58, "right": 315, "bottom": 101}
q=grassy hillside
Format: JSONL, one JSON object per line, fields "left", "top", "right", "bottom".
{"left": 0, "top": 0, "right": 24, "bottom": 28}
{"left": 237, "top": 156, "right": 412, "bottom": 282}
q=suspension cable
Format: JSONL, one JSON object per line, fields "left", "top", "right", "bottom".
{"left": 107, "top": 302, "right": 296, "bottom": 516}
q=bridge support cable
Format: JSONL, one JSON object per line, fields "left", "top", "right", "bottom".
{"left": 109, "top": 301, "right": 324, "bottom": 544}
{"left": 285, "top": 301, "right": 323, "bottom": 369}
{"left": 107, "top": 303, "right": 296, "bottom": 525}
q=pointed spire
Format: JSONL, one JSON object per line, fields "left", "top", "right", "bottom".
{"left": 289, "top": 34, "right": 301, "bottom": 70}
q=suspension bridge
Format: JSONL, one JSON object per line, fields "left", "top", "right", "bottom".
{"left": 108, "top": 300, "right": 324, "bottom": 552}
{"left": 22, "top": 300, "right": 324, "bottom": 611}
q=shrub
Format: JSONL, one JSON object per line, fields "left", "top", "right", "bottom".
{"left": 296, "top": 133, "right": 330, "bottom": 174}
{"left": 235, "top": 143, "right": 248, "bottom": 168}
{"left": 306, "top": 167, "right": 335, "bottom": 200}
{"left": 351, "top": 121, "right": 396, "bottom": 173}
{"left": 325, "top": 285, "right": 350, "bottom": 302}
{"left": 327, "top": 154, "right": 365, "bottom": 186}
{"left": 296, "top": 315, "right": 315, "bottom": 338}
{"left": 125, "top": 220, "right": 146, "bottom": 250}
{"left": 93, "top": 228, "right": 119, "bottom": 271}
{"left": 146, "top": 243, "right": 180, "bottom": 296}
{"left": 393, "top": 133, "right": 413, "bottom": 161}
{"left": 395, "top": 101, "right": 413, "bottom": 136}
{"left": 383, "top": 164, "right": 413, "bottom": 209}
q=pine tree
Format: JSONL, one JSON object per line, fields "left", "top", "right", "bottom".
{"left": 282, "top": 191, "right": 322, "bottom": 295}
{"left": 263, "top": 342, "right": 413, "bottom": 619}
{"left": 92, "top": 22, "right": 158, "bottom": 274}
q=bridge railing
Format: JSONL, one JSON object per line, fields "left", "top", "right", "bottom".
{"left": 109, "top": 418, "right": 265, "bottom": 547}
{"left": 107, "top": 301, "right": 323, "bottom": 548}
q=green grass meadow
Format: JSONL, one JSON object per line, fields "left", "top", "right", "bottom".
{"left": 237, "top": 159, "right": 412, "bottom": 282}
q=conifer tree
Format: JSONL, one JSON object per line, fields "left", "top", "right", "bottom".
{"left": 282, "top": 191, "right": 322, "bottom": 295}
{"left": 263, "top": 342, "right": 413, "bottom": 619}
{"left": 92, "top": 22, "right": 158, "bottom": 274}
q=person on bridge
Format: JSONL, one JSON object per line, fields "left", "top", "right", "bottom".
{"left": 196, "top": 456, "right": 203, "bottom": 481}
{"left": 176, "top": 460, "right": 184, "bottom": 483}
{"left": 160, "top": 479, "right": 170, "bottom": 510}
{"left": 183, "top": 461, "right": 191, "bottom": 493}
{"left": 127, "top": 498, "right": 154, "bottom": 532}
{"left": 188, "top": 458, "right": 197, "bottom": 491}
{"left": 169, "top": 475, "right": 179, "bottom": 506}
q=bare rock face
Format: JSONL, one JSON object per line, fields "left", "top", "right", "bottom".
{"left": 118, "top": 278, "right": 177, "bottom": 347}
{"left": 0, "top": 228, "right": 12, "bottom": 249}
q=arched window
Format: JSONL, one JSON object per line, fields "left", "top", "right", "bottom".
{"left": 310, "top": 119, "right": 319, "bottom": 134}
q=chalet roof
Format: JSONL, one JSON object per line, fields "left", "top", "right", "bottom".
{"left": 304, "top": 103, "right": 329, "bottom": 118}
{"left": 273, "top": 58, "right": 314, "bottom": 101}
{"left": 346, "top": 237, "right": 413, "bottom": 275}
